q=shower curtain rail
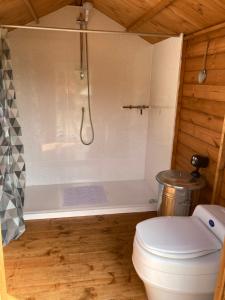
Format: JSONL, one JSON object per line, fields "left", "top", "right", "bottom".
{"left": 0, "top": 24, "right": 178, "bottom": 38}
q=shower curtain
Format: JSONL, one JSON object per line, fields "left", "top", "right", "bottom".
{"left": 0, "top": 29, "right": 25, "bottom": 245}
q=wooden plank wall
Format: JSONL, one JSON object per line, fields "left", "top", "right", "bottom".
{"left": 172, "top": 27, "right": 225, "bottom": 207}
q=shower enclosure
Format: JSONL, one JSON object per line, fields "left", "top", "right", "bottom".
{"left": 6, "top": 5, "right": 182, "bottom": 220}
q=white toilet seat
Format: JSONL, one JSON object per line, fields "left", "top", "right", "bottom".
{"left": 136, "top": 216, "right": 222, "bottom": 259}
{"left": 133, "top": 234, "right": 220, "bottom": 276}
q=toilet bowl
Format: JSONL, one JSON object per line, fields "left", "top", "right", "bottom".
{"left": 132, "top": 205, "right": 225, "bottom": 300}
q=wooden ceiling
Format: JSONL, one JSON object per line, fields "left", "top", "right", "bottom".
{"left": 1, "top": 0, "right": 225, "bottom": 43}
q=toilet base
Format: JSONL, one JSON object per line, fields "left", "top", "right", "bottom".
{"left": 144, "top": 284, "right": 214, "bottom": 300}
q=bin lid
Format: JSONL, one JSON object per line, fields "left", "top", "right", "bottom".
{"left": 156, "top": 170, "right": 205, "bottom": 190}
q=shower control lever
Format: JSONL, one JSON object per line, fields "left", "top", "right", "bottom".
{"left": 122, "top": 105, "right": 149, "bottom": 115}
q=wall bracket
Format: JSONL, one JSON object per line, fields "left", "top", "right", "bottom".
{"left": 122, "top": 105, "right": 149, "bottom": 115}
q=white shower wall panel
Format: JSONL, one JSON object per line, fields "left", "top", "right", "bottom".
{"left": 145, "top": 36, "right": 183, "bottom": 195}
{"left": 9, "top": 6, "right": 152, "bottom": 186}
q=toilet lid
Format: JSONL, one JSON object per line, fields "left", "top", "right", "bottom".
{"left": 136, "top": 216, "right": 222, "bottom": 259}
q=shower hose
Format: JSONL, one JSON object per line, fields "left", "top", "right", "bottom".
{"left": 79, "top": 24, "right": 94, "bottom": 146}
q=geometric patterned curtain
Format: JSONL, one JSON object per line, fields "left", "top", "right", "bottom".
{"left": 0, "top": 29, "right": 25, "bottom": 246}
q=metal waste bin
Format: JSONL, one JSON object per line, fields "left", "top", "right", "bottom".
{"left": 156, "top": 170, "right": 205, "bottom": 216}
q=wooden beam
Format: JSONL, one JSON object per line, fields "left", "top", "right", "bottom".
{"left": 214, "top": 239, "right": 225, "bottom": 300}
{"left": 212, "top": 116, "right": 225, "bottom": 204}
{"left": 185, "top": 21, "right": 225, "bottom": 41}
{"left": 127, "top": 0, "right": 175, "bottom": 31}
{"left": 22, "top": 0, "right": 39, "bottom": 24}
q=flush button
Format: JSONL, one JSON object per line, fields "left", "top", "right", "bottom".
{"left": 209, "top": 219, "right": 215, "bottom": 227}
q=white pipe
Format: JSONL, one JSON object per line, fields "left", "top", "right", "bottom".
{"left": 0, "top": 24, "right": 178, "bottom": 38}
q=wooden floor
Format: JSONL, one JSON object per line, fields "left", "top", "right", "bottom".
{"left": 4, "top": 212, "right": 156, "bottom": 300}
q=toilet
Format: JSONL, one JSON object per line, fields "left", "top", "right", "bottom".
{"left": 132, "top": 205, "right": 225, "bottom": 300}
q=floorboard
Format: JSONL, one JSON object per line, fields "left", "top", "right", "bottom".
{"left": 4, "top": 212, "right": 156, "bottom": 300}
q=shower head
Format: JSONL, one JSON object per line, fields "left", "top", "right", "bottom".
{"left": 82, "top": 2, "right": 93, "bottom": 23}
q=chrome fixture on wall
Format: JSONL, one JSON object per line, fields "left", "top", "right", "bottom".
{"left": 198, "top": 40, "right": 209, "bottom": 84}
{"left": 77, "top": 2, "right": 95, "bottom": 145}
{"left": 122, "top": 105, "right": 149, "bottom": 115}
